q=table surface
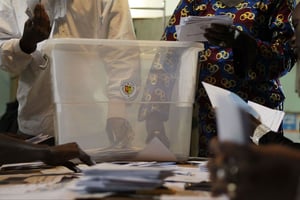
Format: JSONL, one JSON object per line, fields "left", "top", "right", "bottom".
{"left": 0, "top": 162, "right": 228, "bottom": 200}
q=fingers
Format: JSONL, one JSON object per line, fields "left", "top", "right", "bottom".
{"left": 24, "top": 18, "right": 34, "bottom": 29}
{"left": 210, "top": 23, "right": 231, "bottom": 33}
{"left": 60, "top": 142, "right": 96, "bottom": 166}
{"left": 204, "top": 23, "right": 234, "bottom": 47}
{"left": 33, "top": 3, "right": 51, "bottom": 40}
{"left": 78, "top": 148, "right": 96, "bottom": 166}
{"left": 44, "top": 142, "right": 96, "bottom": 168}
{"left": 63, "top": 161, "right": 82, "bottom": 173}
{"left": 34, "top": 3, "right": 49, "bottom": 21}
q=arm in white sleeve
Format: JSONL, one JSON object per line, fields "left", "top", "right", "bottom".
{"left": 0, "top": 1, "right": 51, "bottom": 75}
{"left": 101, "top": 0, "right": 141, "bottom": 118}
{"left": 100, "top": 0, "right": 136, "bottom": 40}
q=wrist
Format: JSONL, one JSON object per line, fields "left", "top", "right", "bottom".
{"left": 19, "top": 38, "right": 37, "bottom": 54}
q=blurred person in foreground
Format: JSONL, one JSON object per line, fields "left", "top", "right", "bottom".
{"left": 208, "top": 138, "right": 300, "bottom": 200}
{"left": 207, "top": 4, "right": 300, "bottom": 200}
{"left": 0, "top": 0, "right": 138, "bottom": 148}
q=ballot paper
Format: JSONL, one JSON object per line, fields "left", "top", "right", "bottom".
{"left": 73, "top": 163, "right": 174, "bottom": 193}
{"left": 175, "top": 15, "right": 233, "bottom": 41}
{"left": 202, "top": 82, "right": 285, "bottom": 144}
{"left": 247, "top": 101, "right": 285, "bottom": 131}
{"left": 25, "top": 133, "right": 54, "bottom": 144}
{"left": 86, "top": 137, "right": 178, "bottom": 162}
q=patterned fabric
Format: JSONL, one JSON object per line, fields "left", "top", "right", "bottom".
{"left": 138, "top": 47, "right": 182, "bottom": 121}
{"left": 140, "top": 0, "right": 296, "bottom": 156}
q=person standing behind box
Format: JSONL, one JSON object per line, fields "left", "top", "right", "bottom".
{"left": 0, "top": 0, "right": 139, "bottom": 148}
{"left": 139, "top": 0, "right": 297, "bottom": 156}
{"left": 207, "top": 5, "right": 300, "bottom": 200}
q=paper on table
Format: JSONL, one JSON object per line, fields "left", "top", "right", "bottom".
{"left": 81, "top": 162, "right": 174, "bottom": 179}
{"left": 73, "top": 162, "right": 174, "bottom": 193}
{"left": 86, "top": 137, "right": 178, "bottom": 162}
{"left": 160, "top": 195, "right": 229, "bottom": 200}
{"left": 175, "top": 15, "right": 233, "bottom": 41}
{"left": 134, "top": 137, "right": 177, "bottom": 161}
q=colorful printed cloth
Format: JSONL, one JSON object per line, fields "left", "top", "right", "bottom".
{"left": 140, "top": 0, "right": 296, "bottom": 156}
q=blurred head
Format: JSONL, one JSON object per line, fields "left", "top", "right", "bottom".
{"left": 292, "top": 3, "right": 300, "bottom": 59}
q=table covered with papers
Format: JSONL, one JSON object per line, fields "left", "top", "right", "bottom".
{"left": 0, "top": 161, "right": 228, "bottom": 200}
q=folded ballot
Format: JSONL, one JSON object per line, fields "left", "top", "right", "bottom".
{"left": 175, "top": 15, "right": 233, "bottom": 41}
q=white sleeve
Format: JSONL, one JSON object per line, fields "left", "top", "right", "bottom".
{"left": 106, "top": 0, "right": 136, "bottom": 40}
{"left": 101, "top": 0, "right": 140, "bottom": 118}
{"left": 0, "top": 1, "right": 49, "bottom": 76}
{"left": 0, "top": 1, "right": 31, "bottom": 75}
{"left": 0, "top": 39, "right": 33, "bottom": 75}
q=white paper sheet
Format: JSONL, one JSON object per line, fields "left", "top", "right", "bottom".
{"left": 175, "top": 15, "right": 233, "bottom": 41}
{"left": 202, "top": 82, "right": 285, "bottom": 143}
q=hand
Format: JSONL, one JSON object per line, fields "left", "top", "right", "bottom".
{"left": 207, "top": 138, "right": 300, "bottom": 200}
{"left": 204, "top": 23, "right": 257, "bottom": 77}
{"left": 20, "top": 3, "right": 51, "bottom": 54}
{"left": 204, "top": 23, "right": 256, "bottom": 49}
{"left": 145, "top": 117, "right": 170, "bottom": 148}
{"left": 106, "top": 117, "right": 134, "bottom": 148}
{"left": 42, "top": 142, "right": 96, "bottom": 172}
{"left": 204, "top": 23, "right": 236, "bottom": 48}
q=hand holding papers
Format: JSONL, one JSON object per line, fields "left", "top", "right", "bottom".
{"left": 202, "top": 82, "right": 284, "bottom": 144}
{"left": 175, "top": 15, "right": 233, "bottom": 41}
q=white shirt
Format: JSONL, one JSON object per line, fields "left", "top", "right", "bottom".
{"left": 0, "top": 0, "right": 137, "bottom": 136}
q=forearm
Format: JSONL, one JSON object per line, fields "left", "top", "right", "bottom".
{"left": 0, "top": 134, "right": 49, "bottom": 165}
{"left": 253, "top": 39, "right": 295, "bottom": 79}
{"left": 106, "top": 0, "right": 136, "bottom": 40}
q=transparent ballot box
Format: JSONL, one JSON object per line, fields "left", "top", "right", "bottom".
{"left": 43, "top": 39, "right": 203, "bottom": 162}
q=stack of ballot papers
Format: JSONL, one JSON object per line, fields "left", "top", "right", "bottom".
{"left": 175, "top": 15, "right": 233, "bottom": 41}
{"left": 73, "top": 163, "right": 174, "bottom": 193}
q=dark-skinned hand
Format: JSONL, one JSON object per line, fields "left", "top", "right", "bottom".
{"left": 20, "top": 3, "right": 51, "bottom": 54}
{"left": 106, "top": 117, "right": 134, "bottom": 148}
{"left": 204, "top": 23, "right": 258, "bottom": 78}
{"left": 42, "top": 142, "right": 96, "bottom": 173}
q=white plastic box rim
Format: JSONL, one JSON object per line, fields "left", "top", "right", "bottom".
{"left": 42, "top": 38, "right": 204, "bottom": 105}
{"left": 43, "top": 38, "right": 204, "bottom": 49}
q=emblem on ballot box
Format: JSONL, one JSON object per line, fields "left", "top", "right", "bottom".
{"left": 120, "top": 80, "right": 137, "bottom": 99}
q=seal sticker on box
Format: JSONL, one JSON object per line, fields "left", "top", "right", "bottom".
{"left": 120, "top": 80, "right": 137, "bottom": 99}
